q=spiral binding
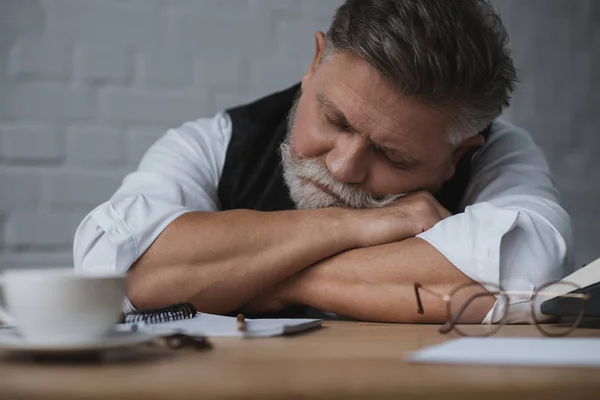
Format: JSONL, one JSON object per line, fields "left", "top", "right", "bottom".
{"left": 121, "top": 302, "right": 197, "bottom": 324}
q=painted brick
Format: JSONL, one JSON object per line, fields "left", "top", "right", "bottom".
{"left": 167, "top": 8, "right": 272, "bottom": 55}
{"left": 75, "top": 43, "right": 132, "bottom": 83}
{"left": 272, "top": 16, "right": 333, "bottom": 56}
{"left": 0, "top": 125, "right": 64, "bottom": 163}
{"left": 98, "top": 87, "right": 211, "bottom": 125}
{"left": 249, "top": 56, "right": 308, "bottom": 95}
{"left": 214, "top": 89, "right": 272, "bottom": 114}
{"left": 0, "top": 168, "right": 42, "bottom": 211}
{"left": 0, "top": 0, "right": 45, "bottom": 39}
{"left": 0, "top": 252, "right": 75, "bottom": 270}
{"left": 175, "top": 0, "right": 251, "bottom": 15}
{"left": 194, "top": 54, "right": 248, "bottom": 89}
{"left": 140, "top": 50, "right": 194, "bottom": 88}
{"left": 8, "top": 34, "right": 71, "bottom": 79}
{"left": 0, "top": 82, "right": 95, "bottom": 120}
{"left": 4, "top": 211, "right": 86, "bottom": 248}
{"left": 44, "top": 171, "right": 125, "bottom": 211}
{"left": 127, "top": 126, "right": 168, "bottom": 166}
{"left": 249, "top": 0, "right": 302, "bottom": 15}
{"left": 300, "top": 0, "right": 343, "bottom": 16}
{"left": 43, "top": 0, "right": 165, "bottom": 49}
{"left": 66, "top": 125, "right": 126, "bottom": 166}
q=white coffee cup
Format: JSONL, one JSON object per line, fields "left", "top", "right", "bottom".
{"left": 0, "top": 267, "right": 127, "bottom": 345}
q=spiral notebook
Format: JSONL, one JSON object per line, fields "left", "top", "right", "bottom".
{"left": 117, "top": 303, "right": 323, "bottom": 338}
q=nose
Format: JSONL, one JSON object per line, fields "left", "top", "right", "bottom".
{"left": 325, "top": 134, "right": 368, "bottom": 184}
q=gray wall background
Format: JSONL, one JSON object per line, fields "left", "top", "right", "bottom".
{"left": 0, "top": 0, "right": 598, "bottom": 270}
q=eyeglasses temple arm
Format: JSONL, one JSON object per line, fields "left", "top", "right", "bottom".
{"left": 414, "top": 283, "right": 447, "bottom": 315}
{"left": 445, "top": 292, "right": 494, "bottom": 330}
{"left": 504, "top": 290, "right": 589, "bottom": 301}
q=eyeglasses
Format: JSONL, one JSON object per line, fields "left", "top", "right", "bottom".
{"left": 160, "top": 333, "right": 212, "bottom": 350}
{"left": 130, "top": 325, "right": 212, "bottom": 351}
{"left": 414, "top": 280, "right": 590, "bottom": 337}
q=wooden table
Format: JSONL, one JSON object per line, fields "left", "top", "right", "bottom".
{"left": 1, "top": 321, "right": 599, "bottom": 399}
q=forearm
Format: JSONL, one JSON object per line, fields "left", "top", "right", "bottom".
{"left": 128, "top": 208, "right": 358, "bottom": 314}
{"left": 285, "top": 238, "right": 494, "bottom": 323}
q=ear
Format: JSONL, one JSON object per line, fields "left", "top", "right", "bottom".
{"left": 301, "top": 31, "right": 326, "bottom": 89}
{"left": 443, "top": 134, "right": 485, "bottom": 180}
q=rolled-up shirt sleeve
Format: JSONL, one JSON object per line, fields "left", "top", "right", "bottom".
{"left": 416, "top": 118, "right": 574, "bottom": 324}
{"left": 73, "top": 112, "right": 232, "bottom": 275}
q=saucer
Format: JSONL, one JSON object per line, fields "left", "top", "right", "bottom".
{"left": 0, "top": 329, "right": 157, "bottom": 355}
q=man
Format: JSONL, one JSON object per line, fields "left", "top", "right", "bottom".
{"left": 73, "top": 0, "right": 573, "bottom": 324}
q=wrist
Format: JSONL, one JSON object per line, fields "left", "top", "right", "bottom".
{"left": 304, "top": 207, "right": 364, "bottom": 250}
{"left": 340, "top": 206, "right": 417, "bottom": 248}
{"left": 332, "top": 207, "right": 370, "bottom": 250}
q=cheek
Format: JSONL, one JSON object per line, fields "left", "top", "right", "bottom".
{"left": 366, "top": 144, "right": 452, "bottom": 197}
{"left": 366, "top": 164, "right": 444, "bottom": 197}
{"left": 290, "top": 98, "right": 331, "bottom": 159}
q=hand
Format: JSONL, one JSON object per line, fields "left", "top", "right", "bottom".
{"left": 350, "top": 191, "right": 451, "bottom": 248}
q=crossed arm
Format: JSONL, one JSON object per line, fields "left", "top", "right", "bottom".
{"left": 239, "top": 237, "right": 494, "bottom": 323}
{"left": 126, "top": 192, "right": 493, "bottom": 323}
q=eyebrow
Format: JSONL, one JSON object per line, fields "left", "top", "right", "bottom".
{"left": 317, "top": 92, "right": 359, "bottom": 133}
{"left": 316, "top": 91, "right": 421, "bottom": 167}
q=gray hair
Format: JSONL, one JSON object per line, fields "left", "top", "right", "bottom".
{"left": 323, "top": 0, "right": 518, "bottom": 145}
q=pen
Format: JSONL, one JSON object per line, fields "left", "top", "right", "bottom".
{"left": 237, "top": 313, "right": 247, "bottom": 333}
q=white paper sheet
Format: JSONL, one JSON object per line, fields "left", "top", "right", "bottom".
{"left": 406, "top": 337, "right": 600, "bottom": 367}
{"left": 118, "top": 313, "right": 323, "bottom": 338}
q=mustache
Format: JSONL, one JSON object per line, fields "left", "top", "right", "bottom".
{"left": 280, "top": 142, "right": 407, "bottom": 209}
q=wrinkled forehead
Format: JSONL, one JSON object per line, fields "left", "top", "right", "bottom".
{"left": 310, "top": 52, "right": 453, "bottom": 155}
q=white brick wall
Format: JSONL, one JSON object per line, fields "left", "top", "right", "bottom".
{"left": 8, "top": 34, "right": 71, "bottom": 80}
{"left": 65, "top": 125, "right": 125, "bottom": 167}
{"left": 97, "top": 87, "right": 211, "bottom": 125}
{"left": 141, "top": 50, "right": 194, "bottom": 88}
{"left": 0, "top": 168, "right": 41, "bottom": 211}
{"left": 0, "top": 124, "right": 63, "bottom": 163}
{"left": 5, "top": 211, "right": 86, "bottom": 249}
{"left": 126, "top": 126, "right": 168, "bottom": 167}
{"left": 0, "top": 82, "right": 96, "bottom": 120}
{"left": 43, "top": 170, "right": 126, "bottom": 211}
{"left": 75, "top": 44, "right": 132, "bottom": 84}
{"left": 0, "top": 0, "right": 598, "bottom": 270}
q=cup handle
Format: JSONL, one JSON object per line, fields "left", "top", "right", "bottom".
{"left": 0, "top": 278, "right": 17, "bottom": 327}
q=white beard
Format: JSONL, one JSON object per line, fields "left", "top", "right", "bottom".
{"left": 280, "top": 141, "right": 406, "bottom": 210}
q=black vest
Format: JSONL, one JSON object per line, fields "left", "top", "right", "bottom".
{"left": 218, "top": 83, "right": 491, "bottom": 214}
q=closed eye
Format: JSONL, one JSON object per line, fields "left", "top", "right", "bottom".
{"left": 324, "top": 112, "right": 356, "bottom": 133}
{"left": 373, "top": 144, "right": 419, "bottom": 169}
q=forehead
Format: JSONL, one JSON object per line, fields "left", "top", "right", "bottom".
{"left": 312, "top": 52, "right": 451, "bottom": 152}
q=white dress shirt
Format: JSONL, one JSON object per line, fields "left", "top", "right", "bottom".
{"left": 73, "top": 112, "right": 574, "bottom": 323}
